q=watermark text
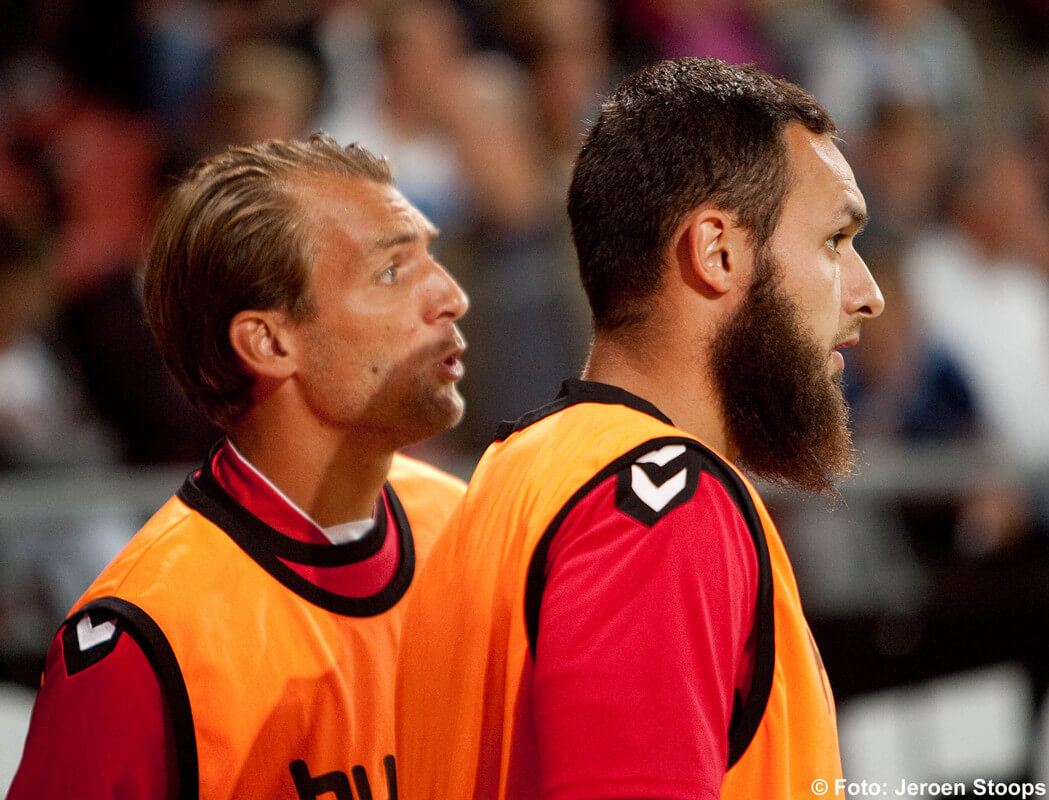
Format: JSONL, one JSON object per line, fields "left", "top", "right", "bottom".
{"left": 809, "top": 778, "right": 1048, "bottom": 798}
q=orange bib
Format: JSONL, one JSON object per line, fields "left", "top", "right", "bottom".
{"left": 397, "top": 390, "right": 841, "bottom": 798}
{"left": 72, "top": 453, "right": 463, "bottom": 800}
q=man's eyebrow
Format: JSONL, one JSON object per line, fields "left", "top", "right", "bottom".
{"left": 371, "top": 227, "right": 440, "bottom": 252}
{"left": 843, "top": 203, "right": 869, "bottom": 232}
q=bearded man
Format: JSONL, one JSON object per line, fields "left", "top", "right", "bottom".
{"left": 395, "top": 57, "right": 884, "bottom": 800}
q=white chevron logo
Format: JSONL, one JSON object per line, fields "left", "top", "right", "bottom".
{"left": 630, "top": 463, "right": 687, "bottom": 512}
{"left": 636, "top": 444, "right": 686, "bottom": 467}
{"left": 76, "top": 615, "right": 117, "bottom": 652}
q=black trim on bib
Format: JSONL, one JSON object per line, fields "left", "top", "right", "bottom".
{"left": 69, "top": 596, "right": 199, "bottom": 800}
{"left": 495, "top": 379, "right": 673, "bottom": 441}
{"left": 523, "top": 435, "right": 775, "bottom": 770}
{"left": 177, "top": 448, "right": 415, "bottom": 618}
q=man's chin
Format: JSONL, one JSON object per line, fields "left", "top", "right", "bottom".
{"left": 422, "top": 386, "right": 466, "bottom": 434}
{"left": 443, "top": 395, "right": 466, "bottom": 430}
{"left": 729, "top": 378, "right": 855, "bottom": 496}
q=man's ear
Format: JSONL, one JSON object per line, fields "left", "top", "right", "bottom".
{"left": 229, "top": 310, "right": 297, "bottom": 380}
{"left": 677, "top": 208, "right": 754, "bottom": 296}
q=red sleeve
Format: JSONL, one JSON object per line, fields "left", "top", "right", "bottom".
{"left": 7, "top": 611, "right": 178, "bottom": 800}
{"left": 533, "top": 466, "right": 758, "bottom": 800}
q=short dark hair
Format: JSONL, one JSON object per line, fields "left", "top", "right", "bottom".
{"left": 568, "top": 57, "right": 835, "bottom": 332}
{"left": 145, "top": 132, "right": 392, "bottom": 430}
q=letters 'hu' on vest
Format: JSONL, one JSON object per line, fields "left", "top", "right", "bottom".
{"left": 396, "top": 382, "right": 842, "bottom": 799}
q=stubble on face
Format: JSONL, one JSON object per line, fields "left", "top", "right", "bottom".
{"left": 297, "top": 318, "right": 466, "bottom": 447}
{"left": 711, "top": 248, "right": 854, "bottom": 495}
{"left": 365, "top": 335, "right": 466, "bottom": 440}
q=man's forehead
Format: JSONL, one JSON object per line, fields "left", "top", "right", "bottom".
{"left": 783, "top": 123, "right": 864, "bottom": 210}
{"left": 290, "top": 171, "right": 389, "bottom": 209}
{"left": 291, "top": 173, "right": 433, "bottom": 238}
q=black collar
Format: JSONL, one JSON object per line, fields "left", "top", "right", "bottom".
{"left": 493, "top": 379, "right": 674, "bottom": 442}
{"left": 176, "top": 448, "right": 416, "bottom": 617}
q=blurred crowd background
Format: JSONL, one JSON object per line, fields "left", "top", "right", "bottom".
{"left": 4, "top": 0, "right": 1049, "bottom": 793}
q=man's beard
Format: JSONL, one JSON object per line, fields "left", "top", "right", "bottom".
{"left": 711, "top": 249, "right": 854, "bottom": 495}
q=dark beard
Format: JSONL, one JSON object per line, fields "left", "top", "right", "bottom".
{"left": 711, "top": 250, "right": 854, "bottom": 495}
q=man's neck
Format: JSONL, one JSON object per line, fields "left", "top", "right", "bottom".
{"left": 228, "top": 416, "right": 393, "bottom": 528}
{"left": 584, "top": 336, "right": 736, "bottom": 461}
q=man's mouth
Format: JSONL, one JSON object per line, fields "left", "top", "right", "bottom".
{"left": 437, "top": 337, "right": 466, "bottom": 381}
{"left": 834, "top": 335, "right": 859, "bottom": 353}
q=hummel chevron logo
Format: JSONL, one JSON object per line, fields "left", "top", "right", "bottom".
{"left": 76, "top": 614, "right": 117, "bottom": 651}
{"left": 615, "top": 443, "right": 701, "bottom": 526}
{"left": 630, "top": 464, "right": 686, "bottom": 512}
{"left": 63, "top": 609, "right": 124, "bottom": 676}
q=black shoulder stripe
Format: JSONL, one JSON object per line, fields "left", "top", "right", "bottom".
{"left": 696, "top": 453, "right": 775, "bottom": 769}
{"left": 70, "top": 597, "right": 199, "bottom": 800}
{"left": 523, "top": 436, "right": 774, "bottom": 769}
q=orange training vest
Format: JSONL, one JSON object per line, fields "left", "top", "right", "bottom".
{"left": 396, "top": 387, "right": 841, "bottom": 798}
{"left": 71, "top": 453, "right": 464, "bottom": 800}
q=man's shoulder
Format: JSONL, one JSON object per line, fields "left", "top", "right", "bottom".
{"left": 475, "top": 397, "right": 687, "bottom": 496}
{"left": 74, "top": 486, "right": 280, "bottom": 632}
{"left": 612, "top": 441, "right": 717, "bottom": 528}
{"left": 6, "top": 604, "right": 174, "bottom": 800}
{"left": 574, "top": 438, "right": 761, "bottom": 536}
{"left": 388, "top": 453, "right": 467, "bottom": 498}
{"left": 386, "top": 454, "right": 467, "bottom": 547}
{"left": 476, "top": 403, "right": 758, "bottom": 534}
{"left": 523, "top": 438, "right": 765, "bottom": 660}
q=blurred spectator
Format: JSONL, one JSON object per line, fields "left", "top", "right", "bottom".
{"left": 202, "top": 38, "right": 324, "bottom": 150}
{"left": 902, "top": 139, "right": 1049, "bottom": 468}
{"left": 502, "top": 0, "right": 620, "bottom": 184}
{"left": 773, "top": 0, "right": 985, "bottom": 142}
{"left": 1, "top": 49, "right": 161, "bottom": 295}
{"left": 141, "top": 0, "right": 326, "bottom": 151}
{"left": 842, "top": 240, "right": 1038, "bottom": 564}
{"left": 140, "top": 0, "right": 216, "bottom": 130}
{"left": 314, "top": 0, "right": 382, "bottom": 153}
{"left": 844, "top": 241, "right": 978, "bottom": 445}
{"left": 620, "top": 0, "right": 782, "bottom": 73}
{"left": 0, "top": 218, "right": 115, "bottom": 469}
{"left": 850, "top": 102, "right": 949, "bottom": 244}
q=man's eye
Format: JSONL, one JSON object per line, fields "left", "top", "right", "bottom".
{"left": 826, "top": 234, "right": 845, "bottom": 253}
{"left": 379, "top": 265, "right": 398, "bottom": 284}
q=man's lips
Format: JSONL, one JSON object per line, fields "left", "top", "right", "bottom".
{"left": 830, "top": 335, "right": 858, "bottom": 372}
{"left": 437, "top": 337, "right": 466, "bottom": 381}
{"left": 834, "top": 335, "right": 860, "bottom": 352}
